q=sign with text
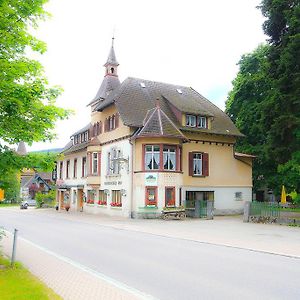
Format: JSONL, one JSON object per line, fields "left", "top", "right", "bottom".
{"left": 144, "top": 173, "right": 158, "bottom": 186}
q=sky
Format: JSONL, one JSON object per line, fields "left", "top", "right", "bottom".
{"left": 27, "top": 0, "right": 267, "bottom": 151}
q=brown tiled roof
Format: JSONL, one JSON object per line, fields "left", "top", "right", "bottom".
{"left": 71, "top": 123, "right": 91, "bottom": 137}
{"left": 62, "top": 141, "right": 88, "bottom": 155}
{"left": 88, "top": 75, "right": 121, "bottom": 105}
{"left": 88, "top": 137, "right": 101, "bottom": 146}
{"left": 94, "top": 77, "right": 243, "bottom": 137}
{"left": 134, "top": 104, "right": 188, "bottom": 140}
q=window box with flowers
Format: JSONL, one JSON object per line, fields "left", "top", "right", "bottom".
{"left": 97, "top": 200, "right": 107, "bottom": 206}
{"left": 86, "top": 199, "right": 95, "bottom": 205}
{"left": 110, "top": 202, "right": 122, "bottom": 207}
{"left": 110, "top": 190, "right": 122, "bottom": 208}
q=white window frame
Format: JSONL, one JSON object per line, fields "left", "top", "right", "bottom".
{"left": 92, "top": 152, "right": 98, "bottom": 175}
{"left": 197, "top": 116, "right": 207, "bottom": 128}
{"left": 186, "top": 114, "right": 196, "bottom": 127}
{"left": 193, "top": 153, "right": 203, "bottom": 176}
{"left": 145, "top": 145, "right": 160, "bottom": 170}
{"left": 163, "top": 146, "right": 176, "bottom": 171}
{"left": 107, "top": 148, "right": 121, "bottom": 175}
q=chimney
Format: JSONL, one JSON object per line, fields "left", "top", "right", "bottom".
{"left": 155, "top": 98, "right": 160, "bottom": 108}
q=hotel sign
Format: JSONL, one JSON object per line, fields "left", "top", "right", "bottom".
{"left": 144, "top": 173, "right": 158, "bottom": 186}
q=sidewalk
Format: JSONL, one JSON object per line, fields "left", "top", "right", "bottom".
{"left": 41, "top": 208, "right": 300, "bottom": 258}
{"left": 4, "top": 207, "right": 300, "bottom": 259}
{"left": 1, "top": 231, "right": 149, "bottom": 300}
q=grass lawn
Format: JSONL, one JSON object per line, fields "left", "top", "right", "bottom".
{"left": 0, "top": 255, "right": 61, "bottom": 300}
{"left": 279, "top": 207, "right": 300, "bottom": 213}
{"left": 0, "top": 203, "right": 19, "bottom": 208}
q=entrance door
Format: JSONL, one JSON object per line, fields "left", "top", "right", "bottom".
{"left": 59, "top": 191, "right": 64, "bottom": 209}
{"left": 165, "top": 187, "right": 175, "bottom": 207}
{"left": 77, "top": 189, "right": 83, "bottom": 211}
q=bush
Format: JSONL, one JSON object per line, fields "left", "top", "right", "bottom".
{"left": 35, "top": 190, "right": 56, "bottom": 208}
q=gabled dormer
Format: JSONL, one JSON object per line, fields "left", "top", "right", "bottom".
{"left": 185, "top": 114, "right": 208, "bottom": 129}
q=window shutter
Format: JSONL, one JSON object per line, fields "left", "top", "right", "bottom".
{"left": 115, "top": 113, "right": 119, "bottom": 128}
{"left": 188, "top": 152, "right": 193, "bottom": 176}
{"left": 89, "top": 126, "right": 93, "bottom": 138}
{"left": 97, "top": 152, "right": 101, "bottom": 176}
{"left": 104, "top": 119, "right": 108, "bottom": 132}
{"left": 202, "top": 153, "right": 209, "bottom": 176}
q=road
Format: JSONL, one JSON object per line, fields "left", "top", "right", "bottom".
{"left": 1, "top": 208, "right": 299, "bottom": 300}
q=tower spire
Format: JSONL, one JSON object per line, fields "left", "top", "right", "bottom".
{"left": 88, "top": 38, "right": 121, "bottom": 105}
{"left": 104, "top": 35, "right": 119, "bottom": 68}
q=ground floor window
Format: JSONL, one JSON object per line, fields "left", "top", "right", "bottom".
{"left": 111, "top": 190, "right": 122, "bottom": 207}
{"left": 145, "top": 186, "right": 157, "bottom": 206}
{"left": 165, "top": 187, "right": 175, "bottom": 207}
{"left": 98, "top": 190, "right": 107, "bottom": 205}
{"left": 87, "top": 190, "right": 96, "bottom": 204}
{"left": 185, "top": 191, "right": 214, "bottom": 208}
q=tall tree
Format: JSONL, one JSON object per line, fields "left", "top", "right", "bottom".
{"left": 0, "top": 0, "right": 69, "bottom": 189}
{"left": 226, "top": 0, "right": 300, "bottom": 194}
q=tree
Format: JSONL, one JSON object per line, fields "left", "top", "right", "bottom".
{"left": 226, "top": 1, "right": 300, "bottom": 195}
{"left": 0, "top": 0, "right": 70, "bottom": 189}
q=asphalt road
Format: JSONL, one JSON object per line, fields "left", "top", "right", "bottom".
{"left": 1, "top": 208, "right": 300, "bottom": 300}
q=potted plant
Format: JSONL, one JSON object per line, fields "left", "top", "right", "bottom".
{"left": 65, "top": 203, "right": 70, "bottom": 212}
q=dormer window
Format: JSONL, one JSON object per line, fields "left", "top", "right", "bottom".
{"left": 197, "top": 116, "right": 207, "bottom": 128}
{"left": 186, "top": 115, "right": 196, "bottom": 127}
{"left": 186, "top": 114, "right": 207, "bottom": 128}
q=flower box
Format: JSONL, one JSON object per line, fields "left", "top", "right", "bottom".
{"left": 97, "top": 200, "right": 107, "bottom": 205}
{"left": 110, "top": 202, "right": 122, "bottom": 207}
{"left": 86, "top": 200, "right": 95, "bottom": 204}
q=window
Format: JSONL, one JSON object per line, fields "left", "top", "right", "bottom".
{"left": 197, "top": 116, "right": 207, "bottom": 128}
{"left": 82, "top": 157, "right": 87, "bottom": 177}
{"left": 59, "top": 161, "right": 63, "bottom": 179}
{"left": 145, "top": 145, "right": 160, "bottom": 170}
{"left": 96, "top": 122, "right": 101, "bottom": 135}
{"left": 165, "top": 187, "right": 175, "bottom": 207}
{"left": 73, "top": 159, "right": 77, "bottom": 178}
{"left": 163, "top": 146, "right": 176, "bottom": 170}
{"left": 98, "top": 190, "right": 107, "bottom": 205}
{"left": 189, "top": 152, "right": 209, "bottom": 176}
{"left": 235, "top": 192, "right": 243, "bottom": 201}
{"left": 109, "top": 115, "right": 115, "bottom": 131}
{"left": 92, "top": 152, "right": 98, "bottom": 175}
{"left": 66, "top": 160, "right": 70, "bottom": 178}
{"left": 186, "top": 115, "right": 196, "bottom": 127}
{"left": 74, "top": 135, "right": 78, "bottom": 144}
{"left": 145, "top": 187, "right": 157, "bottom": 206}
{"left": 105, "top": 114, "right": 119, "bottom": 132}
{"left": 144, "top": 145, "right": 181, "bottom": 172}
{"left": 84, "top": 131, "right": 88, "bottom": 141}
{"left": 111, "top": 190, "right": 122, "bottom": 207}
{"left": 107, "top": 148, "right": 120, "bottom": 175}
{"left": 87, "top": 190, "right": 96, "bottom": 204}
{"left": 193, "top": 153, "right": 202, "bottom": 175}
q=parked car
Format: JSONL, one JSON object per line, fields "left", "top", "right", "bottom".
{"left": 20, "top": 199, "right": 36, "bottom": 209}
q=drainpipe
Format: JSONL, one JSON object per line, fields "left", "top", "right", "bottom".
{"left": 129, "top": 138, "right": 134, "bottom": 218}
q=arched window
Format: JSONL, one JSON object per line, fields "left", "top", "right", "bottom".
{"left": 110, "top": 67, "right": 114, "bottom": 74}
